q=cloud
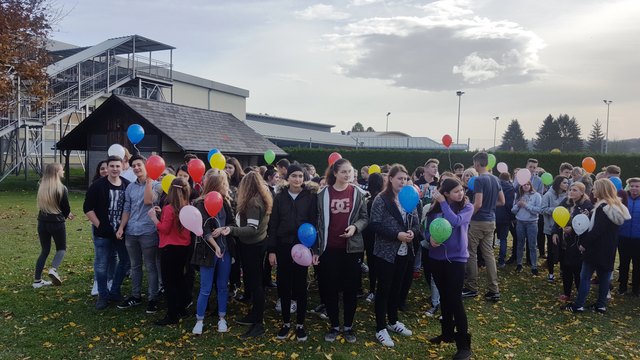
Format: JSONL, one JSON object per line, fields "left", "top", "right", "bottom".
{"left": 324, "top": 0, "right": 546, "bottom": 91}
{"left": 295, "top": 4, "right": 350, "bottom": 20}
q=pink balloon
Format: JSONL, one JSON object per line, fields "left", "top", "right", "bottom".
{"left": 179, "top": 205, "right": 203, "bottom": 236}
{"left": 291, "top": 244, "right": 312, "bottom": 267}
{"left": 515, "top": 168, "right": 532, "bottom": 185}
{"left": 496, "top": 162, "right": 508, "bottom": 174}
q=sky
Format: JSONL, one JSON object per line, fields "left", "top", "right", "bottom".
{"left": 51, "top": 0, "right": 640, "bottom": 150}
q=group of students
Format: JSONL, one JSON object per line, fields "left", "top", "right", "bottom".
{"left": 32, "top": 149, "right": 639, "bottom": 360}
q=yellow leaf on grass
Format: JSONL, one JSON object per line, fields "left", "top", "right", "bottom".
{"left": 88, "top": 344, "right": 94, "bottom": 349}
{"left": 324, "top": 354, "right": 333, "bottom": 360}
{"left": 69, "top": 322, "right": 77, "bottom": 327}
{"left": 592, "top": 327, "right": 600, "bottom": 334}
{"left": 351, "top": 352, "right": 358, "bottom": 356}
{"left": 92, "top": 336, "right": 100, "bottom": 341}
{"left": 291, "top": 353, "right": 299, "bottom": 359}
{"left": 365, "top": 341, "right": 376, "bottom": 347}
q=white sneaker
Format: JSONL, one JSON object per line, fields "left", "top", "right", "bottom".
{"left": 275, "top": 298, "right": 282, "bottom": 312}
{"left": 365, "top": 293, "right": 375, "bottom": 303}
{"left": 376, "top": 329, "right": 395, "bottom": 347}
{"left": 387, "top": 321, "right": 412, "bottom": 336}
{"left": 361, "top": 262, "right": 369, "bottom": 273}
{"left": 217, "top": 319, "right": 228, "bottom": 333}
{"left": 91, "top": 280, "right": 99, "bottom": 296}
{"left": 192, "top": 320, "right": 203, "bottom": 335}
{"left": 33, "top": 279, "right": 52, "bottom": 289}
{"left": 290, "top": 300, "right": 297, "bottom": 314}
{"left": 607, "top": 291, "right": 612, "bottom": 300}
{"left": 48, "top": 268, "right": 62, "bottom": 286}
{"left": 107, "top": 280, "right": 113, "bottom": 291}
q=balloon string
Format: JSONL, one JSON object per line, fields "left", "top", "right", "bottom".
{"left": 448, "top": 147, "right": 452, "bottom": 172}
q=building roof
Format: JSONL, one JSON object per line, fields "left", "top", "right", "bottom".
{"left": 348, "top": 131, "right": 411, "bottom": 137}
{"left": 57, "top": 95, "right": 286, "bottom": 156}
{"left": 247, "top": 113, "right": 334, "bottom": 131}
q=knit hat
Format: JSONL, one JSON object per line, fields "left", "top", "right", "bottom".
{"left": 286, "top": 164, "right": 305, "bottom": 180}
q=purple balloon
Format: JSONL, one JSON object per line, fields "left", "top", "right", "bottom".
{"left": 291, "top": 244, "right": 312, "bottom": 267}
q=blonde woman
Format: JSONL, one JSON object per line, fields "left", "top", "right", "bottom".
{"left": 34, "top": 164, "right": 74, "bottom": 288}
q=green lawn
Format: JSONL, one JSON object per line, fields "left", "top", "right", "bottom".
{"left": 0, "top": 183, "right": 639, "bottom": 359}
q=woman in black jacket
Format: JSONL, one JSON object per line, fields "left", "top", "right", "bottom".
{"left": 267, "top": 164, "right": 318, "bottom": 342}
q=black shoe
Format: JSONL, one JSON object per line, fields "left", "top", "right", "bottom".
{"left": 276, "top": 324, "right": 291, "bottom": 340}
{"left": 265, "top": 281, "right": 278, "bottom": 289}
{"left": 237, "top": 294, "right": 252, "bottom": 303}
{"left": 241, "top": 323, "right": 265, "bottom": 338}
{"left": 461, "top": 288, "right": 478, "bottom": 298}
{"left": 505, "top": 257, "right": 515, "bottom": 265}
{"left": 429, "top": 334, "right": 454, "bottom": 344}
{"left": 563, "top": 303, "right": 584, "bottom": 313}
{"left": 146, "top": 300, "right": 158, "bottom": 314}
{"left": 296, "top": 326, "right": 308, "bottom": 342}
{"left": 324, "top": 328, "right": 340, "bottom": 342}
{"left": 117, "top": 296, "right": 142, "bottom": 309}
{"left": 453, "top": 333, "right": 472, "bottom": 360}
{"left": 343, "top": 328, "right": 357, "bottom": 343}
{"left": 532, "top": 269, "right": 539, "bottom": 276}
{"left": 516, "top": 265, "right": 523, "bottom": 273}
{"left": 178, "top": 308, "right": 190, "bottom": 318}
{"left": 95, "top": 297, "right": 109, "bottom": 310}
{"left": 154, "top": 316, "right": 178, "bottom": 326}
{"left": 617, "top": 288, "right": 627, "bottom": 296}
{"left": 484, "top": 291, "right": 500, "bottom": 301}
{"left": 591, "top": 304, "right": 607, "bottom": 314}
{"left": 236, "top": 314, "right": 257, "bottom": 326}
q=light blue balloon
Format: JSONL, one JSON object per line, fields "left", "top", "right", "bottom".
{"left": 398, "top": 185, "right": 420, "bottom": 213}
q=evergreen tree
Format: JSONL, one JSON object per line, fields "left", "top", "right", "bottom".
{"left": 535, "top": 114, "right": 561, "bottom": 151}
{"left": 366, "top": 126, "right": 375, "bottom": 132}
{"left": 351, "top": 122, "right": 365, "bottom": 132}
{"left": 587, "top": 119, "right": 605, "bottom": 153}
{"left": 556, "top": 114, "right": 583, "bottom": 152}
{"left": 499, "top": 119, "right": 528, "bottom": 151}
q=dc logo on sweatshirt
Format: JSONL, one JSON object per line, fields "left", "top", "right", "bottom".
{"left": 330, "top": 198, "right": 351, "bottom": 214}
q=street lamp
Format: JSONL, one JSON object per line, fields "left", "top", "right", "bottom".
{"left": 492, "top": 116, "right": 499, "bottom": 149}
{"left": 456, "top": 91, "right": 465, "bottom": 144}
{"left": 386, "top": 112, "right": 391, "bottom": 132}
{"left": 603, "top": 100, "right": 612, "bottom": 154}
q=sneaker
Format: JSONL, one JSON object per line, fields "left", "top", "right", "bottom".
{"left": 558, "top": 294, "right": 570, "bottom": 302}
{"left": 532, "top": 269, "right": 539, "bottom": 276}
{"left": 484, "top": 291, "right": 501, "bottom": 301}
{"left": 564, "top": 303, "right": 584, "bottom": 313}
{"left": 461, "top": 288, "right": 478, "bottom": 298}
{"left": 365, "top": 293, "right": 375, "bottom": 303}
{"left": 591, "top": 305, "right": 607, "bottom": 314}
{"left": 516, "top": 265, "right": 523, "bottom": 273}
{"left": 95, "top": 297, "right": 109, "bottom": 310}
{"left": 154, "top": 316, "right": 179, "bottom": 326}
{"left": 276, "top": 324, "right": 291, "bottom": 340}
{"left": 236, "top": 314, "right": 256, "bottom": 326}
{"left": 548, "top": 274, "right": 555, "bottom": 282}
{"left": 192, "top": 320, "right": 204, "bottom": 335}
{"left": 218, "top": 318, "right": 228, "bottom": 333}
{"left": 425, "top": 304, "right": 439, "bottom": 317}
{"left": 343, "top": 328, "right": 357, "bottom": 343}
{"left": 361, "top": 262, "right": 369, "bottom": 273}
{"left": 324, "top": 328, "right": 340, "bottom": 342}
{"left": 296, "top": 326, "right": 308, "bottom": 342}
{"left": 376, "top": 329, "right": 394, "bottom": 347}
{"left": 290, "top": 300, "right": 297, "bottom": 313}
{"left": 146, "top": 300, "right": 158, "bottom": 314}
{"left": 266, "top": 281, "right": 278, "bottom": 288}
{"left": 117, "top": 296, "right": 142, "bottom": 309}
{"left": 91, "top": 280, "right": 99, "bottom": 296}
{"left": 607, "top": 291, "right": 612, "bottom": 300}
{"left": 429, "top": 334, "right": 454, "bottom": 344}
{"left": 497, "top": 262, "right": 506, "bottom": 269}
{"left": 505, "top": 257, "right": 515, "bottom": 265}
{"left": 107, "top": 280, "right": 113, "bottom": 291}
{"left": 32, "top": 279, "right": 52, "bottom": 289}
{"left": 387, "top": 321, "right": 412, "bottom": 336}
{"left": 617, "top": 289, "right": 627, "bottom": 296}
{"left": 48, "top": 269, "right": 62, "bottom": 286}
{"left": 241, "top": 323, "right": 265, "bottom": 339}
{"left": 312, "top": 304, "right": 328, "bottom": 320}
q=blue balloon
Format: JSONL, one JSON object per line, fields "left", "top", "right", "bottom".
{"left": 468, "top": 176, "right": 476, "bottom": 192}
{"left": 297, "top": 223, "right": 317, "bottom": 248}
{"left": 127, "top": 124, "right": 144, "bottom": 144}
{"left": 610, "top": 177, "right": 622, "bottom": 191}
{"left": 398, "top": 185, "right": 420, "bottom": 213}
{"left": 208, "top": 148, "right": 220, "bottom": 162}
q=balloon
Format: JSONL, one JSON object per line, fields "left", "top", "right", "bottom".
{"left": 204, "top": 191, "right": 223, "bottom": 217}
{"left": 264, "top": 149, "right": 276, "bottom": 165}
{"left": 328, "top": 152, "right": 342, "bottom": 166}
{"left": 188, "top": 159, "right": 206, "bottom": 183}
{"left": 496, "top": 162, "right": 508, "bottom": 174}
{"left": 572, "top": 214, "right": 590, "bottom": 236}
{"left": 429, "top": 217, "right": 453, "bottom": 244}
{"left": 582, "top": 157, "right": 596, "bottom": 174}
{"left": 487, "top": 154, "right": 496, "bottom": 169}
{"left": 442, "top": 134, "right": 453, "bottom": 148}
{"left": 467, "top": 176, "right": 476, "bottom": 192}
{"left": 108, "top": 144, "right": 125, "bottom": 159}
{"left": 368, "top": 164, "right": 381, "bottom": 174}
{"left": 610, "top": 177, "right": 622, "bottom": 191}
{"left": 550, "top": 148, "right": 561, "bottom": 154}
{"left": 161, "top": 174, "right": 176, "bottom": 194}
{"left": 541, "top": 172, "right": 553, "bottom": 186}
{"left": 398, "top": 185, "right": 420, "bottom": 213}
{"left": 127, "top": 124, "right": 145, "bottom": 144}
{"left": 146, "top": 155, "right": 165, "bottom": 180}
{"left": 413, "top": 184, "right": 422, "bottom": 197}
{"left": 552, "top": 207, "right": 571, "bottom": 228}
{"left": 179, "top": 205, "right": 203, "bottom": 236}
{"left": 207, "top": 149, "right": 219, "bottom": 162}
{"left": 291, "top": 244, "right": 313, "bottom": 267}
{"left": 297, "top": 223, "right": 318, "bottom": 248}
{"left": 515, "top": 168, "right": 532, "bottom": 185}
{"left": 210, "top": 152, "right": 226, "bottom": 170}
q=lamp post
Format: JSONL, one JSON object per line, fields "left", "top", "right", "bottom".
{"left": 492, "top": 116, "right": 499, "bottom": 149}
{"left": 603, "top": 100, "right": 612, "bottom": 154}
{"left": 386, "top": 112, "right": 391, "bottom": 132}
{"left": 456, "top": 91, "right": 465, "bottom": 144}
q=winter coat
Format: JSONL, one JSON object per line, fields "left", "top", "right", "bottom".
{"left": 511, "top": 192, "right": 542, "bottom": 222}
{"left": 229, "top": 197, "right": 270, "bottom": 245}
{"left": 495, "top": 180, "right": 515, "bottom": 224}
{"left": 369, "top": 194, "right": 422, "bottom": 264}
{"left": 192, "top": 198, "right": 235, "bottom": 267}
{"left": 317, "top": 184, "right": 368, "bottom": 256}
{"left": 553, "top": 198, "right": 593, "bottom": 267}
{"left": 541, "top": 188, "right": 567, "bottom": 235}
{"left": 267, "top": 182, "right": 319, "bottom": 253}
{"left": 619, "top": 193, "right": 640, "bottom": 239}
{"left": 579, "top": 201, "right": 631, "bottom": 271}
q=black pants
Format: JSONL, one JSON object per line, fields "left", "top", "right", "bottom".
{"left": 374, "top": 255, "right": 409, "bottom": 331}
{"left": 537, "top": 216, "right": 546, "bottom": 257}
{"left": 161, "top": 245, "right": 190, "bottom": 320}
{"left": 363, "top": 232, "right": 377, "bottom": 294}
{"left": 36, "top": 221, "right": 66, "bottom": 279}
{"left": 276, "top": 243, "right": 308, "bottom": 325}
{"left": 560, "top": 260, "right": 582, "bottom": 297}
{"left": 509, "top": 220, "right": 518, "bottom": 259}
{"left": 618, "top": 236, "right": 640, "bottom": 294}
{"left": 398, "top": 250, "right": 415, "bottom": 308}
{"left": 264, "top": 253, "right": 274, "bottom": 286}
{"left": 238, "top": 241, "right": 266, "bottom": 323}
{"left": 185, "top": 241, "right": 196, "bottom": 304}
{"left": 546, "top": 234, "right": 559, "bottom": 275}
{"left": 230, "top": 237, "right": 242, "bottom": 290}
{"left": 431, "top": 259, "right": 468, "bottom": 337}
{"left": 319, "top": 248, "right": 359, "bottom": 328}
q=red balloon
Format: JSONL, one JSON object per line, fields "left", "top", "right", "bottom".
{"left": 204, "top": 191, "right": 223, "bottom": 217}
{"left": 188, "top": 159, "right": 206, "bottom": 183}
{"left": 328, "top": 152, "right": 342, "bottom": 166}
{"left": 442, "top": 134, "right": 453, "bottom": 148}
{"left": 146, "top": 155, "right": 166, "bottom": 180}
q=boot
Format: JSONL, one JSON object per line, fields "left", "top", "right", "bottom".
{"left": 452, "top": 332, "right": 472, "bottom": 360}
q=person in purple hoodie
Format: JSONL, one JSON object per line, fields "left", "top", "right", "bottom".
{"left": 427, "top": 178, "right": 474, "bottom": 360}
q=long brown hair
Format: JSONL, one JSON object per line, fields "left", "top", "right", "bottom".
{"left": 199, "top": 168, "right": 231, "bottom": 204}
{"left": 431, "top": 178, "right": 468, "bottom": 214}
{"left": 236, "top": 171, "right": 273, "bottom": 216}
{"left": 325, "top": 158, "right": 351, "bottom": 186}
{"left": 166, "top": 177, "right": 191, "bottom": 230}
{"left": 518, "top": 180, "right": 535, "bottom": 198}
{"left": 37, "top": 163, "right": 64, "bottom": 214}
{"left": 226, "top": 157, "right": 245, "bottom": 187}
{"left": 380, "top": 164, "right": 408, "bottom": 201}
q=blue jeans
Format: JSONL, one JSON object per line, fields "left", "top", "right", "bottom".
{"left": 94, "top": 236, "right": 130, "bottom": 300}
{"left": 496, "top": 222, "right": 510, "bottom": 265}
{"left": 125, "top": 233, "right": 159, "bottom": 301}
{"left": 516, "top": 221, "right": 538, "bottom": 269}
{"left": 196, "top": 251, "right": 231, "bottom": 319}
{"left": 575, "top": 262, "right": 612, "bottom": 308}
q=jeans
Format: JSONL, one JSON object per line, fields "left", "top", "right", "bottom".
{"left": 496, "top": 222, "right": 510, "bottom": 265}
{"left": 125, "top": 233, "right": 159, "bottom": 301}
{"left": 94, "top": 236, "right": 130, "bottom": 300}
{"left": 575, "top": 262, "right": 612, "bottom": 308}
{"left": 516, "top": 221, "right": 538, "bottom": 269}
{"left": 36, "top": 221, "right": 67, "bottom": 280}
{"left": 465, "top": 221, "right": 499, "bottom": 293}
{"left": 196, "top": 251, "right": 231, "bottom": 319}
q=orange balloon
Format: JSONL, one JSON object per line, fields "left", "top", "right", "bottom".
{"left": 582, "top": 157, "right": 596, "bottom": 174}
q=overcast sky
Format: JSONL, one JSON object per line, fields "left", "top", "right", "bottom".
{"left": 52, "top": 0, "right": 640, "bottom": 150}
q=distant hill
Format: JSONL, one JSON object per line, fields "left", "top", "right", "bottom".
{"left": 608, "top": 138, "right": 640, "bottom": 154}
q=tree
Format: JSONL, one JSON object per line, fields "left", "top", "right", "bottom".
{"left": 351, "top": 122, "right": 365, "bottom": 132}
{"left": 556, "top": 114, "right": 583, "bottom": 152}
{"left": 366, "top": 126, "right": 375, "bottom": 132}
{"left": 535, "top": 114, "right": 561, "bottom": 151}
{"left": 499, "top": 119, "right": 528, "bottom": 151}
{"left": 587, "top": 119, "right": 605, "bottom": 153}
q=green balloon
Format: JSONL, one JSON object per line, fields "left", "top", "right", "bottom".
{"left": 541, "top": 172, "right": 553, "bottom": 186}
{"left": 487, "top": 154, "right": 497, "bottom": 169}
{"left": 429, "top": 218, "right": 453, "bottom": 244}
{"left": 264, "top": 149, "right": 276, "bottom": 165}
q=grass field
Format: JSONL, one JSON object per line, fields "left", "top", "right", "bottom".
{"left": 0, "top": 175, "right": 639, "bottom": 359}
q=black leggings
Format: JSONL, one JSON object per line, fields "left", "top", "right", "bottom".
{"left": 431, "top": 259, "right": 468, "bottom": 337}
{"left": 276, "top": 243, "right": 308, "bottom": 325}
{"left": 560, "top": 260, "right": 582, "bottom": 297}
{"left": 36, "top": 221, "right": 67, "bottom": 280}
{"left": 319, "top": 248, "right": 359, "bottom": 328}
{"left": 238, "top": 241, "right": 266, "bottom": 323}
{"left": 546, "top": 234, "right": 559, "bottom": 274}
{"left": 374, "top": 255, "right": 409, "bottom": 331}
{"left": 363, "top": 231, "right": 377, "bottom": 293}
{"left": 160, "top": 245, "right": 190, "bottom": 320}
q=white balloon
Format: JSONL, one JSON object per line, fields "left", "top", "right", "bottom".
{"left": 496, "top": 162, "right": 508, "bottom": 174}
{"left": 515, "top": 168, "right": 531, "bottom": 185}
{"left": 571, "top": 214, "right": 590, "bottom": 235}
{"left": 108, "top": 144, "right": 125, "bottom": 159}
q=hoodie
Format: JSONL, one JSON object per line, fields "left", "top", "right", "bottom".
{"left": 541, "top": 188, "right": 567, "bottom": 235}
{"left": 427, "top": 201, "right": 474, "bottom": 263}
{"left": 511, "top": 192, "right": 542, "bottom": 222}
{"left": 580, "top": 201, "right": 631, "bottom": 271}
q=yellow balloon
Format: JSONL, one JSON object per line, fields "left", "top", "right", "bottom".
{"left": 368, "top": 164, "right": 381, "bottom": 174}
{"left": 210, "top": 152, "right": 226, "bottom": 170}
{"left": 552, "top": 206, "right": 570, "bottom": 227}
{"left": 161, "top": 174, "right": 176, "bottom": 194}
{"left": 550, "top": 148, "right": 561, "bottom": 153}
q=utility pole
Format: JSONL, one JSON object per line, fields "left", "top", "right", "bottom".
{"left": 603, "top": 100, "right": 612, "bottom": 154}
{"left": 456, "top": 91, "right": 465, "bottom": 144}
{"left": 493, "top": 116, "right": 499, "bottom": 149}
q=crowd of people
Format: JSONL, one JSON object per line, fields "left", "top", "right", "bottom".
{"left": 32, "top": 148, "right": 640, "bottom": 360}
